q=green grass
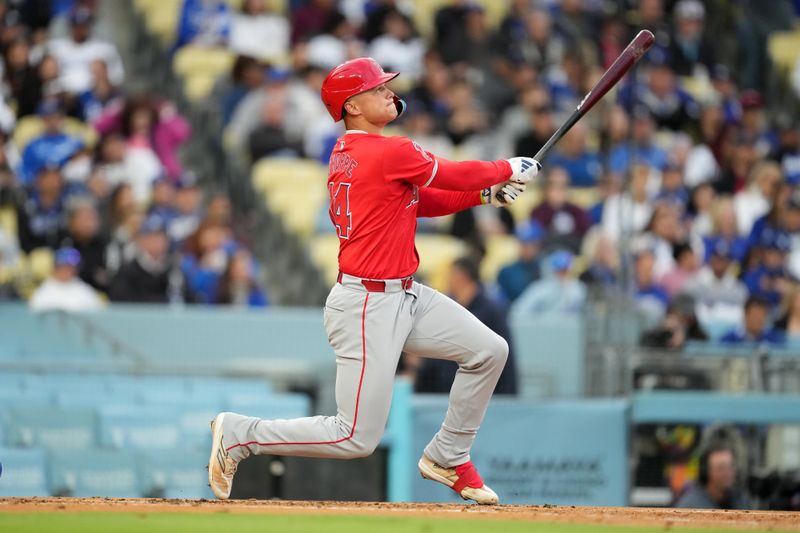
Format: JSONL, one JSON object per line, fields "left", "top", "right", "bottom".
{"left": 0, "top": 513, "right": 790, "bottom": 533}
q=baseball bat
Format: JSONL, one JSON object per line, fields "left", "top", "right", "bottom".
{"left": 499, "top": 29, "right": 655, "bottom": 201}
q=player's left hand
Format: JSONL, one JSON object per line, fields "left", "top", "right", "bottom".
{"left": 490, "top": 180, "right": 526, "bottom": 207}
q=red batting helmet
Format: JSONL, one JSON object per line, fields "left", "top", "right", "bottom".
{"left": 321, "top": 57, "right": 399, "bottom": 122}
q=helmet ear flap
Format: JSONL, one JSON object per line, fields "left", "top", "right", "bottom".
{"left": 393, "top": 96, "right": 406, "bottom": 118}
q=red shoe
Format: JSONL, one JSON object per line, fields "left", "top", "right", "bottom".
{"left": 418, "top": 454, "right": 499, "bottom": 504}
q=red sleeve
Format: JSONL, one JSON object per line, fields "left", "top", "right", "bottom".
{"left": 417, "top": 189, "right": 482, "bottom": 218}
{"left": 384, "top": 136, "right": 512, "bottom": 190}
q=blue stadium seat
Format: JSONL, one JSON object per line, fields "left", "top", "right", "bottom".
{"left": 176, "top": 405, "right": 224, "bottom": 452}
{"left": 226, "top": 393, "right": 312, "bottom": 420}
{"left": 98, "top": 405, "right": 183, "bottom": 450}
{"left": 49, "top": 449, "right": 140, "bottom": 497}
{"left": 0, "top": 447, "right": 49, "bottom": 496}
{"left": 4, "top": 407, "right": 96, "bottom": 449}
{"left": 139, "top": 450, "right": 213, "bottom": 499}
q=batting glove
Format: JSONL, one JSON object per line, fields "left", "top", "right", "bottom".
{"left": 507, "top": 157, "right": 541, "bottom": 184}
{"left": 488, "top": 180, "right": 526, "bottom": 207}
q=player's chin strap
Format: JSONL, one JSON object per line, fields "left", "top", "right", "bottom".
{"left": 393, "top": 96, "right": 407, "bottom": 118}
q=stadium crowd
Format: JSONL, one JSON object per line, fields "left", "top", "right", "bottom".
{"left": 0, "top": 0, "right": 270, "bottom": 310}
{"left": 3, "top": 0, "right": 800, "bottom": 348}
{"left": 167, "top": 0, "right": 800, "bottom": 347}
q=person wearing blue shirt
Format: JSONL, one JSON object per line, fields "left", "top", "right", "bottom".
{"left": 607, "top": 110, "right": 668, "bottom": 174}
{"left": 742, "top": 229, "right": 794, "bottom": 308}
{"left": 511, "top": 250, "right": 586, "bottom": 315}
{"left": 497, "top": 221, "right": 544, "bottom": 303}
{"left": 545, "top": 122, "right": 602, "bottom": 187}
{"left": 174, "top": 0, "right": 231, "bottom": 50}
{"left": 18, "top": 100, "right": 83, "bottom": 186}
{"left": 16, "top": 165, "right": 68, "bottom": 253}
{"left": 720, "top": 296, "right": 786, "bottom": 345}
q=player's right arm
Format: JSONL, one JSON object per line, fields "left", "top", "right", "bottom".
{"left": 383, "top": 137, "right": 538, "bottom": 191}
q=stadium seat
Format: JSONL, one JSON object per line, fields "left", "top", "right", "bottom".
{"left": 308, "top": 233, "right": 340, "bottom": 286}
{"left": 768, "top": 30, "right": 800, "bottom": 76}
{"left": 569, "top": 187, "right": 600, "bottom": 209}
{"left": 12, "top": 116, "right": 98, "bottom": 152}
{"left": 98, "top": 405, "right": 182, "bottom": 451}
{"left": 415, "top": 234, "right": 468, "bottom": 292}
{"left": 4, "top": 406, "right": 96, "bottom": 449}
{"left": 412, "top": 0, "right": 505, "bottom": 40}
{"left": 49, "top": 449, "right": 140, "bottom": 497}
{"left": 139, "top": 449, "right": 213, "bottom": 499}
{"left": 480, "top": 234, "right": 520, "bottom": 284}
{"left": 0, "top": 447, "right": 49, "bottom": 496}
{"left": 507, "top": 188, "right": 543, "bottom": 225}
{"left": 226, "top": 393, "right": 311, "bottom": 420}
{"left": 137, "top": 0, "right": 181, "bottom": 46}
{"left": 173, "top": 46, "right": 236, "bottom": 101}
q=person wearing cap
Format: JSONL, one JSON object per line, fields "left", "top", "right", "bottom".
{"left": 738, "top": 90, "right": 775, "bottom": 157}
{"left": 633, "top": 244, "right": 671, "bottom": 319}
{"left": 17, "top": 99, "right": 83, "bottom": 185}
{"left": 742, "top": 228, "right": 795, "bottom": 308}
{"left": 607, "top": 108, "right": 668, "bottom": 174}
{"left": 16, "top": 165, "right": 68, "bottom": 253}
{"left": 685, "top": 238, "right": 748, "bottom": 323}
{"left": 29, "top": 247, "right": 104, "bottom": 313}
{"left": 720, "top": 295, "right": 785, "bottom": 346}
{"left": 639, "top": 293, "right": 708, "bottom": 349}
{"left": 412, "top": 257, "right": 519, "bottom": 396}
{"left": 497, "top": 220, "right": 545, "bottom": 302}
{"left": 46, "top": 5, "right": 124, "bottom": 94}
{"left": 667, "top": 0, "right": 716, "bottom": 77}
{"left": 60, "top": 196, "right": 109, "bottom": 293}
{"left": 511, "top": 249, "right": 586, "bottom": 315}
{"left": 530, "top": 166, "right": 592, "bottom": 254}
{"left": 109, "top": 214, "right": 188, "bottom": 304}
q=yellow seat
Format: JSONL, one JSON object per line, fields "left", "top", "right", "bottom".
{"left": 28, "top": 247, "right": 54, "bottom": 283}
{"left": 13, "top": 116, "right": 98, "bottom": 152}
{"left": 412, "top": 0, "right": 505, "bottom": 40}
{"left": 507, "top": 188, "right": 542, "bottom": 225}
{"left": 768, "top": 30, "right": 800, "bottom": 76}
{"left": 252, "top": 158, "right": 328, "bottom": 194}
{"left": 481, "top": 234, "right": 520, "bottom": 284}
{"left": 173, "top": 46, "right": 235, "bottom": 79}
{"left": 267, "top": 181, "right": 327, "bottom": 239}
{"left": 0, "top": 206, "right": 17, "bottom": 238}
{"left": 569, "top": 187, "right": 599, "bottom": 209}
{"left": 183, "top": 73, "right": 221, "bottom": 102}
{"left": 142, "top": 0, "right": 182, "bottom": 46}
{"left": 308, "top": 233, "right": 340, "bottom": 286}
{"left": 414, "top": 234, "right": 467, "bottom": 292}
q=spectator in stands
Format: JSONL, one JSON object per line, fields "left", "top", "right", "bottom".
{"left": 687, "top": 182, "right": 716, "bottom": 238}
{"left": 685, "top": 239, "right": 748, "bottom": 324}
{"left": 248, "top": 80, "right": 303, "bottom": 160}
{"left": 602, "top": 163, "right": 654, "bottom": 243}
{"left": 545, "top": 123, "right": 602, "bottom": 187}
{"left": 16, "top": 165, "right": 67, "bottom": 253}
{"left": 174, "top": 0, "right": 231, "bottom": 49}
{"left": 640, "top": 293, "right": 708, "bottom": 349}
{"left": 775, "top": 284, "right": 800, "bottom": 344}
{"left": 514, "top": 86, "right": 556, "bottom": 158}
{"left": 738, "top": 90, "right": 775, "bottom": 158}
{"left": 715, "top": 131, "right": 759, "bottom": 195}
{"left": 660, "top": 243, "right": 699, "bottom": 298}
{"left": 3, "top": 37, "right": 37, "bottom": 116}
{"left": 229, "top": 0, "right": 289, "bottom": 62}
{"left": 215, "top": 248, "right": 268, "bottom": 307}
{"left": 579, "top": 228, "right": 619, "bottom": 288}
{"left": 77, "top": 59, "right": 121, "bottom": 122}
{"left": 218, "top": 56, "right": 266, "bottom": 126}
{"left": 667, "top": 0, "right": 716, "bottom": 77}
{"left": 734, "top": 160, "right": 781, "bottom": 237}
{"left": 168, "top": 174, "right": 203, "bottom": 245}
{"left": 290, "top": 0, "right": 339, "bottom": 45}
{"left": 607, "top": 109, "right": 668, "bottom": 175}
{"left": 618, "top": 49, "right": 698, "bottom": 132}
{"left": 115, "top": 99, "right": 165, "bottom": 202}
{"left": 181, "top": 221, "right": 237, "bottom": 304}
{"left": 367, "top": 10, "right": 425, "bottom": 81}
{"left": 109, "top": 214, "right": 188, "bottom": 304}
{"left": 742, "top": 229, "right": 794, "bottom": 309}
{"left": 675, "top": 445, "right": 750, "bottom": 509}
{"left": 47, "top": 6, "right": 124, "bottom": 94}
{"left": 29, "top": 247, "right": 104, "bottom": 313}
{"left": 633, "top": 246, "right": 670, "bottom": 319}
{"left": 106, "top": 204, "right": 143, "bottom": 278}
{"left": 530, "top": 167, "right": 591, "bottom": 253}
{"left": 506, "top": 8, "right": 565, "bottom": 71}
{"left": 720, "top": 295, "right": 785, "bottom": 345}
{"left": 703, "top": 197, "right": 747, "bottom": 263}
{"left": 94, "top": 96, "right": 191, "bottom": 181}
{"left": 656, "top": 162, "right": 690, "bottom": 209}
{"left": 18, "top": 99, "right": 83, "bottom": 186}
{"left": 413, "top": 257, "right": 518, "bottom": 395}
{"left": 644, "top": 204, "right": 683, "bottom": 278}
{"left": 60, "top": 196, "right": 108, "bottom": 293}
{"left": 306, "top": 11, "right": 363, "bottom": 71}
{"left": 0, "top": 220, "right": 20, "bottom": 281}
{"left": 511, "top": 249, "right": 586, "bottom": 315}
{"left": 497, "top": 221, "right": 544, "bottom": 303}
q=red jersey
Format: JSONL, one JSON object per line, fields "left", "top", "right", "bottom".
{"left": 327, "top": 131, "right": 512, "bottom": 280}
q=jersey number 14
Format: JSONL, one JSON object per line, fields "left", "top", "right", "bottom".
{"left": 329, "top": 182, "right": 352, "bottom": 239}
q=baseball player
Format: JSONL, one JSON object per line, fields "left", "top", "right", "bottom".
{"left": 209, "top": 57, "right": 540, "bottom": 504}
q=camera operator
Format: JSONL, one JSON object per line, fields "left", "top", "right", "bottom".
{"left": 675, "top": 444, "right": 750, "bottom": 509}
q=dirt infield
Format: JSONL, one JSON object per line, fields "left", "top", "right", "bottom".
{"left": 1, "top": 497, "right": 798, "bottom": 530}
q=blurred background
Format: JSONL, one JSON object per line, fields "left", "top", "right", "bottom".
{"left": 1, "top": 0, "right": 800, "bottom": 511}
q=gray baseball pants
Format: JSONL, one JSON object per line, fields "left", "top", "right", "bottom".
{"left": 219, "top": 274, "right": 508, "bottom": 467}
